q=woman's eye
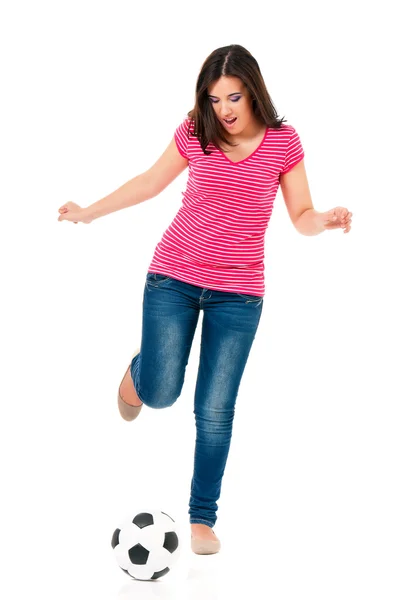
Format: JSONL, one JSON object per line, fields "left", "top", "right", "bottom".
{"left": 210, "top": 97, "right": 241, "bottom": 103}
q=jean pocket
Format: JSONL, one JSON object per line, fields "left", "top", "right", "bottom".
{"left": 236, "top": 292, "right": 264, "bottom": 306}
{"left": 146, "top": 272, "right": 171, "bottom": 285}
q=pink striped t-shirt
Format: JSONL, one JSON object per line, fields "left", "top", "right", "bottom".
{"left": 147, "top": 117, "right": 304, "bottom": 296}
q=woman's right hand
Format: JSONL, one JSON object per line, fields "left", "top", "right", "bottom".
{"left": 58, "top": 202, "right": 93, "bottom": 224}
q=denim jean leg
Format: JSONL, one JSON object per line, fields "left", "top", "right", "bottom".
{"left": 189, "top": 289, "right": 263, "bottom": 527}
{"left": 130, "top": 273, "right": 200, "bottom": 408}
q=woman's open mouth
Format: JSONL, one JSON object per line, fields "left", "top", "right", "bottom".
{"left": 223, "top": 117, "right": 237, "bottom": 128}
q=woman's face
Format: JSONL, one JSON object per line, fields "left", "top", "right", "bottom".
{"left": 207, "top": 75, "right": 255, "bottom": 136}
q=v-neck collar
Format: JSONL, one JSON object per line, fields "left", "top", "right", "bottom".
{"left": 217, "top": 126, "right": 269, "bottom": 165}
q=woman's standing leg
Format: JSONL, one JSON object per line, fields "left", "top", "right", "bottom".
{"left": 189, "top": 290, "right": 264, "bottom": 529}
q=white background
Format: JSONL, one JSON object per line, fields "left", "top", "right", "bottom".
{"left": 1, "top": 1, "right": 393, "bottom": 599}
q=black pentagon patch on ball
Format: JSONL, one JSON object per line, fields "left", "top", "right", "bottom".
{"left": 121, "top": 568, "right": 135, "bottom": 578}
{"left": 128, "top": 543, "right": 149, "bottom": 565}
{"left": 151, "top": 567, "right": 170, "bottom": 580}
{"left": 111, "top": 528, "right": 120, "bottom": 548}
{"left": 132, "top": 512, "right": 154, "bottom": 528}
{"left": 163, "top": 531, "right": 179, "bottom": 553}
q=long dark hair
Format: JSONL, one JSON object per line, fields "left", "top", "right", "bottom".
{"left": 187, "top": 44, "right": 287, "bottom": 155}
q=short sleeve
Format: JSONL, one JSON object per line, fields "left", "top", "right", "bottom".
{"left": 281, "top": 127, "right": 305, "bottom": 174}
{"left": 174, "top": 117, "right": 190, "bottom": 159}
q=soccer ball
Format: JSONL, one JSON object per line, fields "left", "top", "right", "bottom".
{"left": 111, "top": 510, "right": 181, "bottom": 580}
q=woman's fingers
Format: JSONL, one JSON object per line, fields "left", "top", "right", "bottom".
{"left": 59, "top": 212, "right": 75, "bottom": 222}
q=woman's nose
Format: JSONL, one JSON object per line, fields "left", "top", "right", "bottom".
{"left": 220, "top": 105, "right": 233, "bottom": 118}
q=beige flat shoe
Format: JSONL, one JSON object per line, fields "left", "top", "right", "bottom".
{"left": 118, "top": 347, "right": 143, "bottom": 421}
{"left": 191, "top": 534, "right": 221, "bottom": 555}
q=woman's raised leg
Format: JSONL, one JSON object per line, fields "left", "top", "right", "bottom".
{"left": 129, "top": 273, "right": 201, "bottom": 410}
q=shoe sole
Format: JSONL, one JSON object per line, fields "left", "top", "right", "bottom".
{"left": 118, "top": 347, "right": 142, "bottom": 421}
{"left": 191, "top": 536, "right": 221, "bottom": 555}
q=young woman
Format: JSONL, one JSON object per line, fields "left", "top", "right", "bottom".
{"left": 58, "top": 44, "right": 352, "bottom": 555}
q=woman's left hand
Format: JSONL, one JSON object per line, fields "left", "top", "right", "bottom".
{"left": 321, "top": 207, "right": 353, "bottom": 233}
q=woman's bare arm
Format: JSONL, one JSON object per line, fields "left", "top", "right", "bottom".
{"left": 83, "top": 137, "right": 188, "bottom": 221}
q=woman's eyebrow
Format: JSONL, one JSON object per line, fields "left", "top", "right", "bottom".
{"left": 207, "top": 92, "right": 242, "bottom": 98}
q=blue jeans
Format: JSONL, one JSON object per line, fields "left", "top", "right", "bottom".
{"left": 130, "top": 272, "right": 264, "bottom": 528}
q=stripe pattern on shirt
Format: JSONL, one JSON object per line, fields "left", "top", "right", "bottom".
{"left": 147, "top": 117, "right": 304, "bottom": 296}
